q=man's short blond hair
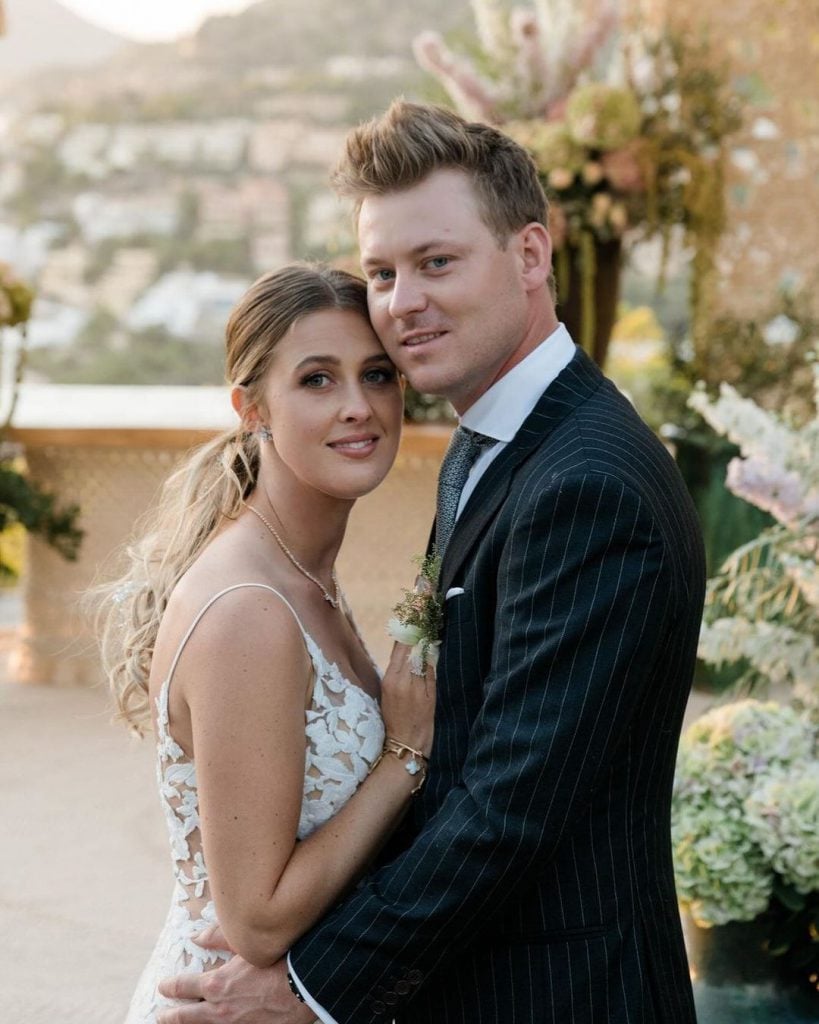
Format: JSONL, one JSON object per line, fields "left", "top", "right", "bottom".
{"left": 332, "top": 100, "right": 549, "bottom": 246}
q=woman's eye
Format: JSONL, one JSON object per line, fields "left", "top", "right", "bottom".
{"left": 374, "top": 269, "right": 394, "bottom": 282}
{"left": 302, "top": 372, "right": 331, "bottom": 388}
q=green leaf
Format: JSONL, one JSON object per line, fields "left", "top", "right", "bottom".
{"left": 773, "top": 878, "right": 806, "bottom": 913}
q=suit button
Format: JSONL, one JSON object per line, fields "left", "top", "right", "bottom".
{"left": 407, "top": 970, "right": 423, "bottom": 985}
{"left": 395, "top": 981, "right": 411, "bottom": 995}
{"left": 371, "top": 1001, "right": 386, "bottom": 1014}
{"left": 383, "top": 992, "right": 398, "bottom": 1005}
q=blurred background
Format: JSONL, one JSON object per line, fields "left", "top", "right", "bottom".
{"left": 0, "top": 1, "right": 817, "bottom": 1020}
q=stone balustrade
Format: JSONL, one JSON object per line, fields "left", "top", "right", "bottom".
{"left": 6, "top": 384, "right": 450, "bottom": 685}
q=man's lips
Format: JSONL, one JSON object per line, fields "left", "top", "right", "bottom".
{"left": 399, "top": 329, "right": 448, "bottom": 348}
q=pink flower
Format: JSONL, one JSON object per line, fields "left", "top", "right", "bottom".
{"left": 582, "top": 161, "right": 605, "bottom": 186}
{"left": 726, "top": 457, "right": 816, "bottom": 527}
{"left": 547, "top": 167, "right": 574, "bottom": 190}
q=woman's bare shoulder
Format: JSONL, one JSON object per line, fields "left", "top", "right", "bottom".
{"left": 152, "top": 531, "right": 307, "bottom": 692}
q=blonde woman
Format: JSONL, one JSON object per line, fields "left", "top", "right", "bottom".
{"left": 101, "top": 264, "right": 435, "bottom": 1023}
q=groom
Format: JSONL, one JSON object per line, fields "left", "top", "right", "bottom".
{"left": 159, "top": 101, "right": 704, "bottom": 1023}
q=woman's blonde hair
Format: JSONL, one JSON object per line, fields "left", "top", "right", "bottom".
{"left": 98, "top": 263, "right": 369, "bottom": 732}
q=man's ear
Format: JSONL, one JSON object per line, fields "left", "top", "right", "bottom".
{"left": 517, "top": 222, "right": 553, "bottom": 293}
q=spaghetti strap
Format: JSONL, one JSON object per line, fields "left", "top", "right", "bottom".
{"left": 164, "top": 583, "right": 309, "bottom": 689}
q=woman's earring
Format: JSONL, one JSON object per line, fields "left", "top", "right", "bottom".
{"left": 258, "top": 425, "right": 273, "bottom": 442}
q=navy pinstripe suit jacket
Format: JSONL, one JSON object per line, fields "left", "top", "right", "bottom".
{"left": 290, "top": 348, "right": 705, "bottom": 1024}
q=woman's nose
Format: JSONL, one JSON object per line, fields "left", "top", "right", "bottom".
{"left": 339, "top": 384, "right": 373, "bottom": 421}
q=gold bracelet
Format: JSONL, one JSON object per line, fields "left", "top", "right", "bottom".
{"left": 371, "top": 736, "right": 428, "bottom": 795}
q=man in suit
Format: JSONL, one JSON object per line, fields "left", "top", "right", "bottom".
{"left": 160, "top": 101, "right": 704, "bottom": 1023}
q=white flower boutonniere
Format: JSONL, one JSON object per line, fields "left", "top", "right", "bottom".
{"left": 386, "top": 553, "right": 443, "bottom": 675}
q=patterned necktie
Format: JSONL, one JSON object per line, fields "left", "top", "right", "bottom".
{"left": 435, "top": 426, "right": 496, "bottom": 557}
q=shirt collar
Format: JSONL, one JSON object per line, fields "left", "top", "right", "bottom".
{"left": 459, "top": 323, "right": 576, "bottom": 442}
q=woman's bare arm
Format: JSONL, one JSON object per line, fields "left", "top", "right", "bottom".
{"left": 178, "top": 587, "right": 433, "bottom": 969}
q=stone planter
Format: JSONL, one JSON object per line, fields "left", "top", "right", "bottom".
{"left": 682, "top": 913, "right": 819, "bottom": 1023}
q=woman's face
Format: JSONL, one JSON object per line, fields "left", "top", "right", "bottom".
{"left": 251, "top": 307, "right": 404, "bottom": 501}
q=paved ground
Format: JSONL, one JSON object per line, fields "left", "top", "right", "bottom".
{"left": 0, "top": 596, "right": 170, "bottom": 1022}
{"left": 0, "top": 589, "right": 716, "bottom": 1024}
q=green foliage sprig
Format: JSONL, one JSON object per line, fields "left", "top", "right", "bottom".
{"left": 387, "top": 552, "right": 444, "bottom": 674}
{"left": 0, "top": 463, "right": 83, "bottom": 576}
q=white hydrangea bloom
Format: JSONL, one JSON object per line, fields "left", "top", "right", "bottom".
{"left": 672, "top": 700, "right": 816, "bottom": 926}
{"left": 746, "top": 763, "right": 819, "bottom": 894}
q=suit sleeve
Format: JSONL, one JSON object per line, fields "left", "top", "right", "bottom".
{"left": 289, "top": 472, "right": 672, "bottom": 1023}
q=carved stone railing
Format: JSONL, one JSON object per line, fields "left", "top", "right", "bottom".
{"left": 7, "top": 384, "right": 450, "bottom": 685}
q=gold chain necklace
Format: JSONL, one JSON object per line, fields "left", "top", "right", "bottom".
{"left": 245, "top": 502, "right": 340, "bottom": 609}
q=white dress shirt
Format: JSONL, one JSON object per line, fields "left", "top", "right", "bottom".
{"left": 457, "top": 323, "right": 575, "bottom": 514}
{"left": 288, "top": 324, "right": 576, "bottom": 1024}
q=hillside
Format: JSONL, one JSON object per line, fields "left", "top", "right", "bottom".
{"left": 7, "top": 0, "right": 472, "bottom": 113}
{"left": 191, "top": 0, "right": 473, "bottom": 69}
{"left": 0, "top": 0, "right": 477, "bottom": 386}
{"left": 0, "top": 0, "right": 128, "bottom": 78}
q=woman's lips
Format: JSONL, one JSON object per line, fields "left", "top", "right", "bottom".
{"left": 327, "top": 436, "right": 379, "bottom": 457}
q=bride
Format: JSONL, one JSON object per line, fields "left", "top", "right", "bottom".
{"left": 99, "top": 263, "right": 436, "bottom": 1023}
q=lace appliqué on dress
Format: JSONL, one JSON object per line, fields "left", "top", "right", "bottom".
{"left": 124, "top": 600, "right": 383, "bottom": 1024}
{"left": 301, "top": 635, "right": 384, "bottom": 835}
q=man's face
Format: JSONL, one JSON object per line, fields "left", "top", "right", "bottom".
{"left": 358, "top": 169, "right": 531, "bottom": 414}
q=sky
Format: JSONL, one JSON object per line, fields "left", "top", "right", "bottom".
{"left": 57, "top": 0, "right": 259, "bottom": 42}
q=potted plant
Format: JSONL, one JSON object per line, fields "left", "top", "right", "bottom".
{"left": 672, "top": 700, "right": 819, "bottom": 1013}
{"left": 672, "top": 346, "right": 819, "bottom": 1013}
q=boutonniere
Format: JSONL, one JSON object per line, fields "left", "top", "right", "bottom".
{"left": 386, "top": 552, "right": 443, "bottom": 675}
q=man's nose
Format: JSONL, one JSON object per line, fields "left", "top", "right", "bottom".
{"left": 388, "top": 273, "right": 427, "bottom": 320}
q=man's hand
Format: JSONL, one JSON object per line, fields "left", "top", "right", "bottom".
{"left": 156, "top": 957, "right": 316, "bottom": 1024}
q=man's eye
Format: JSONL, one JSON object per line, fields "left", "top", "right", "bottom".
{"left": 363, "top": 368, "right": 397, "bottom": 384}
{"left": 374, "top": 269, "right": 395, "bottom": 282}
{"left": 427, "top": 256, "right": 449, "bottom": 269}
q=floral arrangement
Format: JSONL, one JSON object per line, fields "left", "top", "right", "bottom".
{"left": 688, "top": 348, "right": 819, "bottom": 711}
{"left": 414, "top": 2, "right": 742, "bottom": 360}
{"left": 387, "top": 552, "right": 443, "bottom": 675}
{"left": 673, "top": 699, "right": 816, "bottom": 926}
{"left": 672, "top": 699, "right": 819, "bottom": 986}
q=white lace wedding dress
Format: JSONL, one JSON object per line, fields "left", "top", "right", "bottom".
{"left": 125, "top": 583, "right": 385, "bottom": 1023}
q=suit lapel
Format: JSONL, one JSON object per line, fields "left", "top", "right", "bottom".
{"left": 439, "top": 347, "right": 604, "bottom": 594}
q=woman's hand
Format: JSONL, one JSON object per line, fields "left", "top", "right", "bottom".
{"left": 379, "top": 641, "right": 436, "bottom": 756}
